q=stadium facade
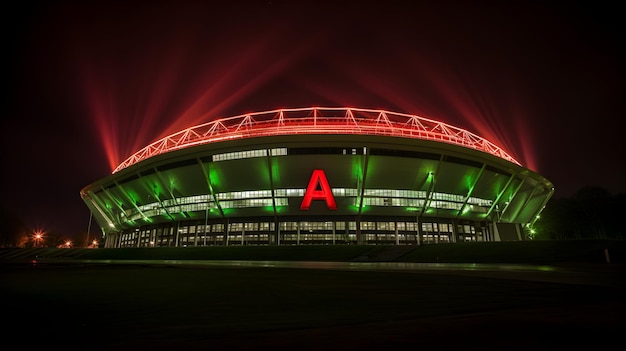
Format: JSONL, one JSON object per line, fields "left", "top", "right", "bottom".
{"left": 80, "top": 107, "right": 554, "bottom": 248}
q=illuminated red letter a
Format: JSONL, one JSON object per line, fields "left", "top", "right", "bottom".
{"left": 300, "top": 169, "right": 337, "bottom": 210}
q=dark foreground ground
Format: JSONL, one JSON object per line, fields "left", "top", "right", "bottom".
{"left": 2, "top": 259, "right": 625, "bottom": 351}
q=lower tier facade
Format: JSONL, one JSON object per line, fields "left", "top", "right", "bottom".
{"left": 103, "top": 216, "right": 525, "bottom": 248}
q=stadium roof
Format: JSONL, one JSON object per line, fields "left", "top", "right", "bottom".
{"left": 113, "top": 107, "right": 521, "bottom": 173}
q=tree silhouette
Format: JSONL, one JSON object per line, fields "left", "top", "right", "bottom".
{"left": 535, "top": 186, "right": 625, "bottom": 240}
{"left": 0, "top": 206, "right": 30, "bottom": 247}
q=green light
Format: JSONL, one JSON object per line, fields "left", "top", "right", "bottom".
{"left": 151, "top": 183, "right": 162, "bottom": 198}
{"left": 352, "top": 156, "right": 364, "bottom": 212}
{"left": 461, "top": 205, "right": 471, "bottom": 215}
{"left": 259, "top": 162, "right": 270, "bottom": 183}
{"left": 464, "top": 174, "right": 474, "bottom": 190}
{"left": 271, "top": 158, "right": 281, "bottom": 186}
{"left": 352, "top": 157, "right": 363, "bottom": 180}
{"left": 127, "top": 190, "right": 139, "bottom": 205}
{"left": 536, "top": 266, "right": 555, "bottom": 271}
{"left": 490, "top": 173, "right": 513, "bottom": 199}
{"left": 416, "top": 170, "right": 435, "bottom": 191}
{"left": 208, "top": 168, "right": 222, "bottom": 187}
{"left": 347, "top": 205, "right": 360, "bottom": 212}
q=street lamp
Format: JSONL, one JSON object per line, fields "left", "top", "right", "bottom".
{"left": 33, "top": 231, "right": 44, "bottom": 247}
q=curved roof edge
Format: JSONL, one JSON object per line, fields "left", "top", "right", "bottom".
{"left": 113, "top": 107, "right": 521, "bottom": 173}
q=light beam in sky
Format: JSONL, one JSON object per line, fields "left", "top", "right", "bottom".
{"left": 77, "top": 16, "right": 327, "bottom": 172}
{"left": 74, "top": 5, "right": 539, "bottom": 174}
{"left": 291, "top": 46, "right": 539, "bottom": 172}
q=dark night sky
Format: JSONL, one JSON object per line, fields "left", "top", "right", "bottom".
{"left": 3, "top": 0, "right": 624, "bottom": 237}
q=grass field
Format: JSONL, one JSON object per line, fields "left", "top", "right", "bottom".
{"left": 2, "top": 240, "right": 625, "bottom": 350}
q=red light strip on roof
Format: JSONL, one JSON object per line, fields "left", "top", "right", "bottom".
{"left": 113, "top": 107, "right": 521, "bottom": 173}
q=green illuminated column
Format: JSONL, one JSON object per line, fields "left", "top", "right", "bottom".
{"left": 356, "top": 146, "right": 370, "bottom": 245}
{"left": 223, "top": 218, "right": 229, "bottom": 246}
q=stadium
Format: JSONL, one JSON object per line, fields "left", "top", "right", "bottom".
{"left": 80, "top": 107, "right": 554, "bottom": 248}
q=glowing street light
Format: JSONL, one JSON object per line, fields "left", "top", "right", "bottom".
{"left": 33, "top": 230, "right": 44, "bottom": 247}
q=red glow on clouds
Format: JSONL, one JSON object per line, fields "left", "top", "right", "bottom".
{"left": 76, "top": 15, "right": 327, "bottom": 173}
{"left": 73, "top": 2, "right": 540, "bottom": 173}
{"left": 293, "top": 49, "right": 538, "bottom": 171}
